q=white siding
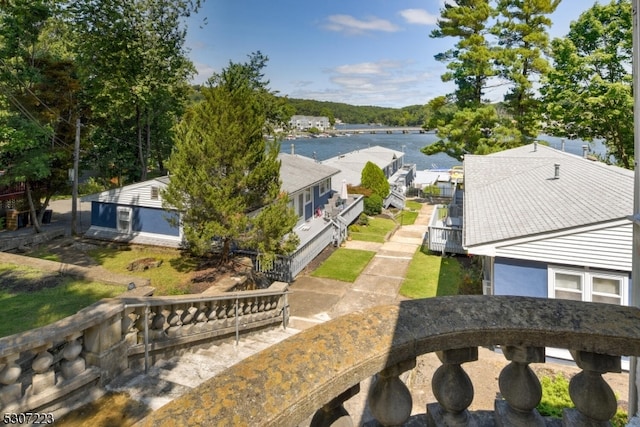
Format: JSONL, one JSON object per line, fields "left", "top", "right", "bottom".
{"left": 96, "top": 180, "right": 167, "bottom": 209}
{"left": 496, "top": 223, "right": 632, "bottom": 272}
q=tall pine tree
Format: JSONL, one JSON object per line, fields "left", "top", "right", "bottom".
{"left": 162, "top": 53, "right": 299, "bottom": 263}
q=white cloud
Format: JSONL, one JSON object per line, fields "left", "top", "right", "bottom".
{"left": 323, "top": 14, "right": 400, "bottom": 35}
{"left": 190, "top": 62, "right": 216, "bottom": 84}
{"left": 399, "top": 9, "right": 439, "bottom": 26}
{"left": 333, "top": 60, "right": 403, "bottom": 75}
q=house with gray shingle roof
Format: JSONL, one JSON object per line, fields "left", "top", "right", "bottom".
{"left": 463, "top": 143, "right": 632, "bottom": 307}
{"left": 81, "top": 153, "right": 349, "bottom": 252}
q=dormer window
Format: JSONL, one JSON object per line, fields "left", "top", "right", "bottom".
{"left": 151, "top": 186, "right": 159, "bottom": 200}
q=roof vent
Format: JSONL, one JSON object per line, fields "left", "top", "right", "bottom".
{"left": 533, "top": 141, "right": 537, "bottom": 152}
{"left": 582, "top": 145, "right": 588, "bottom": 158}
{"left": 291, "top": 143, "right": 295, "bottom": 155}
{"left": 561, "top": 139, "right": 565, "bottom": 151}
{"left": 554, "top": 163, "right": 560, "bottom": 179}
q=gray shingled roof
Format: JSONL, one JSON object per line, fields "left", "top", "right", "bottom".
{"left": 278, "top": 153, "right": 340, "bottom": 194}
{"left": 321, "top": 145, "right": 405, "bottom": 190}
{"left": 463, "top": 144, "right": 633, "bottom": 248}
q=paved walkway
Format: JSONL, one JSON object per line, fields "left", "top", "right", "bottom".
{"left": 288, "top": 202, "right": 434, "bottom": 327}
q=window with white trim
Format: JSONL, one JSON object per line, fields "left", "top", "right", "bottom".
{"left": 304, "top": 188, "right": 311, "bottom": 203}
{"left": 319, "top": 179, "right": 328, "bottom": 195}
{"left": 150, "top": 186, "right": 159, "bottom": 200}
{"left": 549, "top": 266, "right": 627, "bottom": 305}
{"left": 117, "top": 207, "right": 132, "bottom": 233}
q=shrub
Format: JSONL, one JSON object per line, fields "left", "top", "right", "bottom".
{"left": 79, "top": 177, "right": 110, "bottom": 196}
{"left": 364, "top": 194, "right": 383, "bottom": 216}
{"left": 357, "top": 213, "right": 369, "bottom": 226}
{"left": 348, "top": 224, "right": 361, "bottom": 233}
{"left": 537, "top": 375, "right": 573, "bottom": 418}
{"left": 537, "top": 375, "right": 627, "bottom": 426}
{"left": 423, "top": 185, "right": 441, "bottom": 196}
{"left": 361, "top": 161, "right": 390, "bottom": 198}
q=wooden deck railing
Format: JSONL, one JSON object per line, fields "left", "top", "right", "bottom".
{"left": 239, "top": 195, "right": 364, "bottom": 282}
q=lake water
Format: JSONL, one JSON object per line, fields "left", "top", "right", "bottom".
{"left": 279, "top": 127, "right": 608, "bottom": 171}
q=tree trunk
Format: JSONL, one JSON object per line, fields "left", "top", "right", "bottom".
{"left": 25, "top": 182, "right": 42, "bottom": 233}
{"left": 137, "top": 104, "right": 147, "bottom": 181}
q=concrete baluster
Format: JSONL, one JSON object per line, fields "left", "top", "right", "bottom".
{"left": 217, "top": 302, "right": 229, "bottom": 327}
{"left": 61, "top": 333, "right": 86, "bottom": 382}
{"left": 427, "top": 347, "right": 477, "bottom": 426}
{"left": 150, "top": 306, "right": 167, "bottom": 339}
{"left": 30, "top": 345, "right": 55, "bottom": 394}
{"left": 122, "top": 307, "right": 138, "bottom": 345}
{"left": 495, "top": 346, "right": 545, "bottom": 427}
{"left": 369, "top": 359, "right": 415, "bottom": 426}
{"left": 564, "top": 351, "right": 620, "bottom": 426}
{"left": 180, "top": 305, "right": 197, "bottom": 334}
{"left": 310, "top": 384, "right": 360, "bottom": 427}
{"left": 166, "top": 304, "right": 183, "bottom": 338}
{"left": 192, "top": 302, "right": 207, "bottom": 333}
{"left": 0, "top": 354, "right": 22, "bottom": 407}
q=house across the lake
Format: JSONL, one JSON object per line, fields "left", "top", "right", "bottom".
{"left": 81, "top": 153, "right": 363, "bottom": 281}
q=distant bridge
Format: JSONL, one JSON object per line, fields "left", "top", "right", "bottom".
{"left": 329, "top": 126, "right": 430, "bottom": 135}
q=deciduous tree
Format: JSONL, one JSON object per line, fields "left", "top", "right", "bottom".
{"left": 541, "top": 0, "right": 633, "bottom": 168}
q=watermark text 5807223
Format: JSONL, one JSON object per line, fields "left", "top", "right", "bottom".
{"left": 3, "top": 413, "right": 55, "bottom": 425}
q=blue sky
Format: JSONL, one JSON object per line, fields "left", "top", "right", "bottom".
{"left": 185, "top": 1, "right": 597, "bottom": 108}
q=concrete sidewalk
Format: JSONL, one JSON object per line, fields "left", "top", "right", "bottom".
{"left": 288, "top": 202, "right": 434, "bottom": 327}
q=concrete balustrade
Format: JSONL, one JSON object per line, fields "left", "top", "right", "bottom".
{"left": 0, "top": 282, "right": 289, "bottom": 417}
{"left": 134, "top": 296, "right": 640, "bottom": 427}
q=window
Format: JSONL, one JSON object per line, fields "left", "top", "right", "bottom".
{"left": 549, "top": 266, "right": 627, "bottom": 305}
{"left": 304, "top": 188, "right": 311, "bottom": 203}
{"left": 319, "top": 178, "right": 331, "bottom": 196}
{"left": 150, "top": 186, "right": 159, "bottom": 200}
{"left": 117, "top": 207, "right": 132, "bottom": 233}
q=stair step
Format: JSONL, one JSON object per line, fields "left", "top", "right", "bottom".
{"left": 156, "top": 353, "right": 228, "bottom": 388}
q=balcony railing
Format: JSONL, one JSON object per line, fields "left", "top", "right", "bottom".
{"left": 428, "top": 204, "right": 466, "bottom": 254}
{"left": 0, "top": 282, "right": 289, "bottom": 417}
{"left": 135, "top": 296, "right": 640, "bottom": 427}
{"left": 239, "top": 195, "right": 364, "bottom": 282}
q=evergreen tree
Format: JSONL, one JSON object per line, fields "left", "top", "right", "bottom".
{"left": 493, "top": 0, "right": 560, "bottom": 143}
{"left": 162, "top": 54, "right": 299, "bottom": 263}
{"left": 430, "top": 0, "right": 496, "bottom": 107}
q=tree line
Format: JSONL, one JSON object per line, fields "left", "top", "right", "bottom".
{"left": 285, "top": 98, "right": 428, "bottom": 127}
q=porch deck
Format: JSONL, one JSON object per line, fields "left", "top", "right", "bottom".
{"left": 427, "top": 203, "right": 466, "bottom": 255}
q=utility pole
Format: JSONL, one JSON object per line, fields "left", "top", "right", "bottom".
{"left": 71, "top": 117, "right": 80, "bottom": 236}
{"left": 629, "top": 0, "right": 640, "bottom": 418}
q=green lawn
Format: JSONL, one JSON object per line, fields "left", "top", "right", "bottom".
{"left": 405, "top": 200, "right": 422, "bottom": 211}
{"left": 0, "top": 263, "right": 125, "bottom": 337}
{"left": 349, "top": 217, "right": 396, "bottom": 243}
{"left": 88, "top": 246, "right": 198, "bottom": 295}
{"left": 399, "top": 247, "right": 462, "bottom": 298}
{"left": 397, "top": 209, "right": 419, "bottom": 225}
{"left": 311, "top": 248, "right": 376, "bottom": 282}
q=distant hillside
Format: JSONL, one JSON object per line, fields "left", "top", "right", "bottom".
{"left": 284, "top": 98, "right": 427, "bottom": 127}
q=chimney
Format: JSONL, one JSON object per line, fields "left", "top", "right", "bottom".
{"left": 561, "top": 139, "right": 565, "bottom": 151}
{"left": 582, "top": 145, "right": 588, "bottom": 158}
{"left": 291, "top": 143, "right": 295, "bottom": 155}
{"left": 554, "top": 163, "right": 560, "bottom": 179}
